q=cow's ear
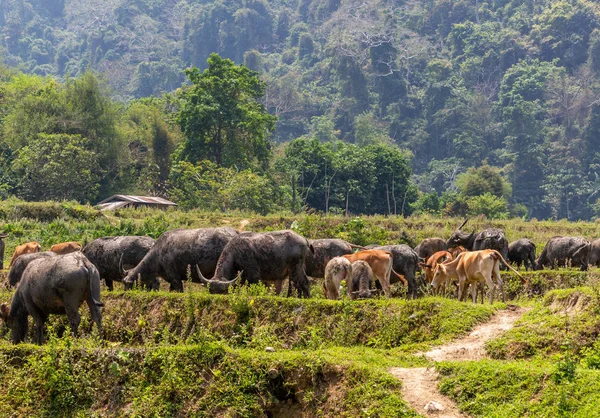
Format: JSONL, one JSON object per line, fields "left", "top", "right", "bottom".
{"left": 0, "top": 303, "right": 9, "bottom": 321}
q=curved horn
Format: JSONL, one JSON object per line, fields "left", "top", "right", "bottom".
{"left": 195, "top": 265, "right": 211, "bottom": 285}
{"left": 118, "top": 254, "right": 126, "bottom": 278}
{"left": 458, "top": 218, "right": 469, "bottom": 230}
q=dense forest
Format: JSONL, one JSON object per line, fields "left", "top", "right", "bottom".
{"left": 2, "top": 0, "right": 600, "bottom": 220}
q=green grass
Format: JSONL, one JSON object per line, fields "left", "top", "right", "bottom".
{"left": 2, "top": 202, "right": 600, "bottom": 416}
{"left": 437, "top": 359, "right": 600, "bottom": 418}
{"left": 486, "top": 287, "right": 600, "bottom": 360}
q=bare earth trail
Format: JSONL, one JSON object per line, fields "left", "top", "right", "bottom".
{"left": 389, "top": 305, "right": 528, "bottom": 418}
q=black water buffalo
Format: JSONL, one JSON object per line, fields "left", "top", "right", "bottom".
{"left": 305, "top": 239, "right": 355, "bottom": 278}
{"left": 508, "top": 239, "right": 536, "bottom": 271}
{"left": 0, "top": 252, "right": 103, "bottom": 344}
{"left": 369, "top": 244, "right": 420, "bottom": 298}
{"left": 447, "top": 220, "right": 508, "bottom": 261}
{"left": 122, "top": 227, "right": 238, "bottom": 292}
{"left": 536, "top": 236, "right": 590, "bottom": 271}
{"left": 589, "top": 238, "right": 600, "bottom": 268}
{"left": 414, "top": 238, "right": 447, "bottom": 260}
{"left": 7, "top": 251, "right": 57, "bottom": 287}
{"left": 83, "top": 236, "right": 156, "bottom": 291}
{"left": 349, "top": 260, "right": 376, "bottom": 299}
{"left": 196, "top": 230, "right": 313, "bottom": 297}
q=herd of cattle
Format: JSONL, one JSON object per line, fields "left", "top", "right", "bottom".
{"left": 0, "top": 219, "right": 599, "bottom": 344}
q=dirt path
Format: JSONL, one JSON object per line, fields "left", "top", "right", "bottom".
{"left": 389, "top": 305, "right": 527, "bottom": 417}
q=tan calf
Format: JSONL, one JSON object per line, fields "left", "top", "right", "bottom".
{"left": 9, "top": 242, "right": 42, "bottom": 267}
{"left": 420, "top": 250, "right": 453, "bottom": 285}
{"left": 431, "top": 249, "right": 524, "bottom": 304}
{"left": 50, "top": 241, "right": 82, "bottom": 255}
{"left": 342, "top": 250, "right": 406, "bottom": 297}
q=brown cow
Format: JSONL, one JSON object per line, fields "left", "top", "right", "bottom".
{"left": 448, "top": 246, "right": 466, "bottom": 259}
{"left": 9, "top": 242, "right": 42, "bottom": 267}
{"left": 50, "top": 241, "right": 82, "bottom": 255}
{"left": 431, "top": 249, "right": 525, "bottom": 304}
{"left": 342, "top": 250, "right": 407, "bottom": 297}
{"left": 419, "top": 250, "right": 453, "bottom": 285}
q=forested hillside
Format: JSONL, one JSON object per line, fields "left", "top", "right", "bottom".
{"left": 3, "top": 0, "right": 600, "bottom": 220}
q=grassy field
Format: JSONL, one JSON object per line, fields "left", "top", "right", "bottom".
{"left": 1, "top": 201, "right": 600, "bottom": 416}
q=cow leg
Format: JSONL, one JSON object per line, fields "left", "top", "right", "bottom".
{"left": 64, "top": 303, "right": 82, "bottom": 337}
{"left": 493, "top": 263, "right": 505, "bottom": 302}
{"left": 29, "top": 308, "right": 47, "bottom": 344}
{"left": 105, "top": 278, "right": 114, "bottom": 291}
{"left": 290, "top": 264, "right": 310, "bottom": 298}
{"left": 86, "top": 296, "right": 103, "bottom": 338}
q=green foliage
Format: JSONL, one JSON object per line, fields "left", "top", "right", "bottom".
{"left": 456, "top": 164, "right": 512, "bottom": 199}
{"left": 169, "top": 160, "right": 279, "bottom": 214}
{"left": 466, "top": 192, "right": 510, "bottom": 219}
{"left": 176, "top": 54, "right": 277, "bottom": 170}
{"left": 12, "top": 134, "right": 100, "bottom": 203}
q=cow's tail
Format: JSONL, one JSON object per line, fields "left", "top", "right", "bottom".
{"left": 87, "top": 266, "right": 104, "bottom": 307}
{"left": 392, "top": 268, "right": 408, "bottom": 286}
{"left": 491, "top": 250, "right": 527, "bottom": 284}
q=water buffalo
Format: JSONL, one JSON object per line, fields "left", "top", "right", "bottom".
{"left": 536, "top": 236, "right": 590, "bottom": 271}
{"left": 508, "top": 239, "right": 536, "bottom": 271}
{"left": 349, "top": 260, "right": 376, "bottom": 299}
{"left": 122, "top": 227, "right": 239, "bottom": 291}
{"left": 50, "top": 241, "right": 82, "bottom": 254}
{"left": 7, "top": 251, "right": 57, "bottom": 287}
{"left": 0, "top": 252, "right": 103, "bottom": 344}
{"left": 305, "top": 239, "right": 355, "bottom": 278}
{"left": 369, "top": 245, "right": 420, "bottom": 298}
{"left": 323, "top": 257, "right": 352, "bottom": 300}
{"left": 83, "top": 236, "right": 157, "bottom": 291}
{"left": 414, "top": 238, "right": 447, "bottom": 260}
{"left": 196, "top": 230, "right": 313, "bottom": 298}
{"left": 447, "top": 220, "right": 508, "bottom": 262}
{"left": 9, "top": 242, "right": 42, "bottom": 267}
{"left": 589, "top": 238, "right": 600, "bottom": 268}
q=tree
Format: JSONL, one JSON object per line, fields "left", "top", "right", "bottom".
{"left": 456, "top": 164, "right": 512, "bottom": 199}
{"left": 12, "top": 134, "right": 100, "bottom": 202}
{"left": 176, "top": 53, "right": 277, "bottom": 171}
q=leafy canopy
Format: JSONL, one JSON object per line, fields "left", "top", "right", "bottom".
{"left": 176, "top": 53, "right": 277, "bottom": 170}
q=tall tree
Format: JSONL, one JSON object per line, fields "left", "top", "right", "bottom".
{"left": 176, "top": 53, "right": 277, "bottom": 170}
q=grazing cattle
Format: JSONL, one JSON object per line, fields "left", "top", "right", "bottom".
{"left": 50, "top": 241, "right": 82, "bottom": 255}
{"left": 305, "top": 239, "right": 355, "bottom": 278}
{"left": 369, "top": 245, "right": 419, "bottom": 298}
{"left": 83, "top": 236, "right": 156, "bottom": 291}
{"left": 323, "top": 257, "right": 352, "bottom": 300}
{"left": 508, "top": 239, "right": 536, "bottom": 271}
{"left": 195, "top": 230, "right": 313, "bottom": 298}
{"left": 0, "top": 252, "right": 103, "bottom": 344}
{"left": 9, "top": 242, "right": 42, "bottom": 267}
{"left": 536, "top": 236, "right": 590, "bottom": 271}
{"left": 447, "top": 219, "right": 509, "bottom": 262}
{"left": 414, "top": 238, "right": 447, "bottom": 260}
{"left": 342, "top": 250, "right": 406, "bottom": 297}
{"left": 7, "top": 251, "right": 57, "bottom": 287}
{"left": 431, "top": 250, "right": 524, "bottom": 304}
{"left": 589, "top": 238, "right": 600, "bottom": 268}
{"left": 349, "top": 260, "right": 376, "bottom": 299}
{"left": 420, "top": 250, "right": 453, "bottom": 285}
{"left": 121, "top": 227, "right": 238, "bottom": 291}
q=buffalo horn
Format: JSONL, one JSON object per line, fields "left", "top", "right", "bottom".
{"left": 118, "top": 254, "right": 126, "bottom": 278}
{"left": 458, "top": 218, "right": 469, "bottom": 230}
{"left": 195, "top": 265, "right": 211, "bottom": 284}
